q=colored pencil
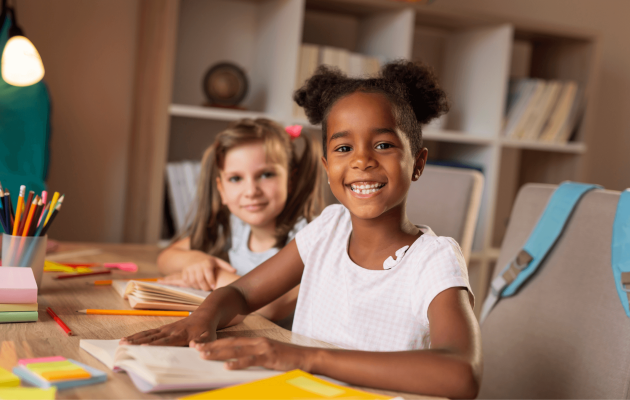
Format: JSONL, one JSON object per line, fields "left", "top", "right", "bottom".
{"left": 4, "top": 189, "right": 14, "bottom": 228}
{"left": 45, "top": 192, "right": 59, "bottom": 226}
{"left": 18, "top": 190, "right": 34, "bottom": 235}
{"left": 46, "top": 307, "right": 73, "bottom": 336}
{"left": 0, "top": 188, "right": 7, "bottom": 234}
{"left": 87, "top": 278, "right": 159, "bottom": 286}
{"left": 13, "top": 185, "right": 25, "bottom": 236}
{"left": 39, "top": 196, "right": 63, "bottom": 237}
{"left": 64, "top": 263, "right": 98, "bottom": 268}
{"left": 34, "top": 207, "right": 49, "bottom": 237}
{"left": 27, "top": 198, "right": 43, "bottom": 237}
{"left": 38, "top": 190, "right": 47, "bottom": 226}
{"left": 54, "top": 270, "right": 111, "bottom": 279}
{"left": 76, "top": 309, "right": 191, "bottom": 316}
{"left": 20, "top": 196, "right": 38, "bottom": 237}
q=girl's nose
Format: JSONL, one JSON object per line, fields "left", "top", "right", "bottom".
{"left": 350, "top": 147, "right": 377, "bottom": 170}
{"left": 243, "top": 177, "right": 261, "bottom": 197}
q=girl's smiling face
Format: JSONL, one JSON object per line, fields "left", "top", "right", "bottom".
{"left": 217, "top": 141, "right": 289, "bottom": 229}
{"left": 322, "top": 91, "right": 427, "bottom": 220}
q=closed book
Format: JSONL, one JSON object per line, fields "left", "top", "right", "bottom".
{"left": 0, "top": 311, "right": 38, "bottom": 323}
{"left": 0, "top": 267, "right": 37, "bottom": 304}
{"left": 0, "top": 303, "right": 37, "bottom": 312}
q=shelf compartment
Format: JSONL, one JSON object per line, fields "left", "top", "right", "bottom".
{"left": 423, "top": 128, "right": 494, "bottom": 145}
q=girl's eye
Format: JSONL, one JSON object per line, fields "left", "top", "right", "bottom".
{"left": 334, "top": 145, "right": 352, "bottom": 152}
{"left": 376, "top": 143, "right": 394, "bottom": 150}
{"left": 261, "top": 171, "right": 276, "bottom": 179}
{"left": 228, "top": 176, "right": 241, "bottom": 183}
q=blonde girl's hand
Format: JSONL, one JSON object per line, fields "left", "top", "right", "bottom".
{"left": 191, "top": 337, "right": 317, "bottom": 372}
{"left": 181, "top": 255, "right": 236, "bottom": 291}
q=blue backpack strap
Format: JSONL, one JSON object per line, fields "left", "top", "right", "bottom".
{"left": 612, "top": 189, "right": 630, "bottom": 318}
{"left": 481, "top": 182, "right": 601, "bottom": 323}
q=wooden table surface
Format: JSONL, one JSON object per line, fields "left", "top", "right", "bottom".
{"left": 0, "top": 242, "right": 440, "bottom": 399}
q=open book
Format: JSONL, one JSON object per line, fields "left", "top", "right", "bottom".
{"left": 79, "top": 339, "right": 280, "bottom": 393}
{"left": 112, "top": 280, "right": 210, "bottom": 311}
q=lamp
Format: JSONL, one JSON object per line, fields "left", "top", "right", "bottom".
{"left": 1, "top": 2, "right": 44, "bottom": 87}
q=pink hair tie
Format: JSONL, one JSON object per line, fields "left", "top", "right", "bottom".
{"left": 285, "top": 125, "right": 302, "bottom": 140}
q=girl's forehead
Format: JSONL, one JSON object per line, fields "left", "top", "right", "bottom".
{"left": 326, "top": 92, "right": 398, "bottom": 137}
{"left": 222, "top": 142, "right": 287, "bottom": 173}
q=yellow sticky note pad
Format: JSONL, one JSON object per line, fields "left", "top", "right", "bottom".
{"left": 26, "top": 360, "right": 91, "bottom": 382}
{"left": 0, "top": 387, "right": 56, "bottom": 400}
{"left": 179, "top": 370, "right": 389, "bottom": 400}
{"left": 0, "top": 368, "right": 19, "bottom": 387}
{"left": 26, "top": 360, "right": 77, "bottom": 373}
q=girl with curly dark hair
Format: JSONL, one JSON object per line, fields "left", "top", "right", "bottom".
{"left": 122, "top": 61, "right": 482, "bottom": 398}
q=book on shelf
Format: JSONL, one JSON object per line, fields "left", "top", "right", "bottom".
{"left": 165, "top": 160, "right": 202, "bottom": 232}
{"left": 294, "top": 44, "right": 381, "bottom": 119}
{"left": 79, "top": 339, "right": 280, "bottom": 393}
{"left": 502, "top": 78, "right": 581, "bottom": 144}
{"left": 113, "top": 280, "right": 210, "bottom": 311}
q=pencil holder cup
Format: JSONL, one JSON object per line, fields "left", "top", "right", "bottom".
{"left": 2, "top": 233, "right": 47, "bottom": 289}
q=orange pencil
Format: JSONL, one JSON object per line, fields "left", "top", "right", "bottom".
{"left": 21, "top": 195, "right": 38, "bottom": 237}
{"left": 76, "top": 309, "right": 191, "bottom": 316}
{"left": 87, "top": 278, "right": 159, "bottom": 286}
{"left": 12, "top": 185, "right": 25, "bottom": 235}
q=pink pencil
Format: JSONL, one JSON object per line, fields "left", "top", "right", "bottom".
{"left": 38, "top": 191, "right": 47, "bottom": 226}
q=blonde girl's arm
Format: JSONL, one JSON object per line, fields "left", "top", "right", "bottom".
{"left": 121, "top": 240, "right": 304, "bottom": 346}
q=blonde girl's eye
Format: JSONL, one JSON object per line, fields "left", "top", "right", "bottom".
{"left": 375, "top": 142, "right": 394, "bottom": 150}
{"left": 334, "top": 145, "right": 352, "bottom": 153}
{"left": 261, "top": 171, "right": 276, "bottom": 179}
{"left": 228, "top": 176, "right": 241, "bottom": 183}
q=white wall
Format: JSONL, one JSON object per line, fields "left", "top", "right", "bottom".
{"left": 18, "top": 0, "right": 139, "bottom": 242}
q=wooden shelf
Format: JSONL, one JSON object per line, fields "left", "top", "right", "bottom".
{"left": 500, "top": 138, "right": 586, "bottom": 154}
{"left": 423, "top": 128, "right": 493, "bottom": 145}
{"left": 169, "top": 104, "right": 274, "bottom": 122}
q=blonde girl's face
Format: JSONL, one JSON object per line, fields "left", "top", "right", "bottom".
{"left": 216, "top": 142, "right": 289, "bottom": 229}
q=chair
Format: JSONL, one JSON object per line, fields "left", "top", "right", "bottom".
{"left": 406, "top": 165, "right": 484, "bottom": 262}
{"left": 480, "top": 183, "right": 630, "bottom": 398}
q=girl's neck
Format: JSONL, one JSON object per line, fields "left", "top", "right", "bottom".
{"left": 248, "top": 221, "right": 277, "bottom": 253}
{"left": 348, "top": 204, "right": 421, "bottom": 269}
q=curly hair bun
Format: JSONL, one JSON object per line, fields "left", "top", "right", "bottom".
{"left": 381, "top": 60, "right": 449, "bottom": 125}
{"left": 293, "top": 65, "right": 348, "bottom": 125}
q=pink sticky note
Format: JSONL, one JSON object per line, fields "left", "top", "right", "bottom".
{"left": 18, "top": 356, "right": 66, "bottom": 365}
{"left": 103, "top": 262, "right": 137, "bottom": 272}
{"left": 0, "top": 267, "right": 37, "bottom": 304}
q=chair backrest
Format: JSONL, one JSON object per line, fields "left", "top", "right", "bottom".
{"left": 406, "top": 165, "right": 483, "bottom": 262}
{"left": 480, "top": 183, "right": 630, "bottom": 399}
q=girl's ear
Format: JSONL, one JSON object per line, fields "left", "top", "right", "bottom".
{"left": 412, "top": 148, "right": 429, "bottom": 181}
{"left": 216, "top": 176, "right": 227, "bottom": 205}
{"left": 321, "top": 156, "right": 330, "bottom": 184}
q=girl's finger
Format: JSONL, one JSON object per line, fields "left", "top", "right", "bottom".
{"left": 214, "top": 258, "right": 236, "bottom": 273}
{"left": 202, "top": 266, "right": 216, "bottom": 290}
{"left": 226, "top": 354, "right": 266, "bottom": 370}
{"left": 123, "top": 329, "right": 169, "bottom": 345}
{"left": 147, "top": 333, "right": 187, "bottom": 346}
{"left": 195, "top": 268, "right": 211, "bottom": 291}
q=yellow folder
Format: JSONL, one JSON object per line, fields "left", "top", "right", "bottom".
{"left": 179, "top": 369, "right": 391, "bottom": 400}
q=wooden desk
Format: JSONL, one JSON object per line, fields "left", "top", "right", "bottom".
{"left": 0, "top": 242, "right": 440, "bottom": 399}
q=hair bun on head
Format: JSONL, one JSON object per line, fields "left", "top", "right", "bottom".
{"left": 381, "top": 60, "right": 449, "bottom": 125}
{"left": 293, "top": 65, "right": 348, "bottom": 125}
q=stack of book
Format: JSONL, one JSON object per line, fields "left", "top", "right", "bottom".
{"left": 294, "top": 44, "right": 381, "bottom": 119}
{"left": 502, "top": 78, "right": 582, "bottom": 144}
{"left": 0, "top": 267, "right": 38, "bottom": 323}
{"left": 12, "top": 356, "right": 106, "bottom": 390}
{"left": 165, "top": 160, "right": 201, "bottom": 232}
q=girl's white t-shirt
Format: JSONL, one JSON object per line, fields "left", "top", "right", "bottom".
{"left": 293, "top": 204, "right": 473, "bottom": 351}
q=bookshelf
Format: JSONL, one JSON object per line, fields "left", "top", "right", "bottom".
{"left": 126, "top": 0, "right": 600, "bottom": 315}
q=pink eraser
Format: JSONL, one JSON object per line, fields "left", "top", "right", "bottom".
{"left": 0, "top": 267, "right": 37, "bottom": 303}
{"left": 103, "top": 262, "right": 138, "bottom": 272}
{"left": 18, "top": 356, "right": 66, "bottom": 365}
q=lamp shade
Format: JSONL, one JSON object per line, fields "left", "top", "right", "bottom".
{"left": 1, "top": 35, "right": 44, "bottom": 86}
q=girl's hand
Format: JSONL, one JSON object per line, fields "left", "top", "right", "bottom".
{"left": 191, "top": 337, "right": 317, "bottom": 372}
{"left": 181, "top": 255, "right": 236, "bottom": 291}
{"left": 120, "top": 310, "right": 217, "bottom": 346}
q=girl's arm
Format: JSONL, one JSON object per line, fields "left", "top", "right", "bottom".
{"left": 192, "top": 287, "right": 481, "bottom": 399}
{"left": 157, "top": 237, "right": 236, "bottom": 290}
{"left": 121, "top": 240, "right": 304, "bottom": 346}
